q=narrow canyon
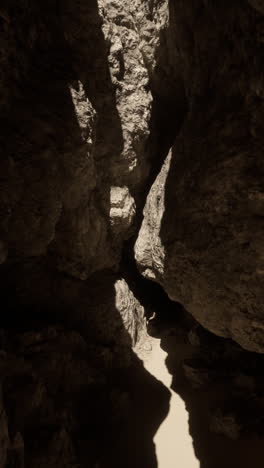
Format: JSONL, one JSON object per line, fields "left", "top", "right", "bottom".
{"left": 1, "top": 1, "right": 264, "bottom": 467}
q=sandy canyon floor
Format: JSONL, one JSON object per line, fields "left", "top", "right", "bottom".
{"left": 136, "top": 337, "right": 199, "bottom": 468}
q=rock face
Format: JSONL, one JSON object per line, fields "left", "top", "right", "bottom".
{"left": 115, "top": 278, "right": 146, "bottom": 346}
{"left": 1, "top": 0, "right": 264, "bottom": 466}
{"left": 0, "top": 0, "right": 168, "bottom": 279}
{"left": 0, "top": 262, "right": 171, "bottom": 468}
{"left": 135, "top": 151, "right": 172, "bottom": 282}
{"left": 136, "top": 0, "right": 264, "bottom": 353}
{"left": 0, "top": 1, "right": 172, "bottom": 467}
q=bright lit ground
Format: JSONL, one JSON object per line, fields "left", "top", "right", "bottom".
{"left": 139, "top": 338, "right": 199, "bottom": 468}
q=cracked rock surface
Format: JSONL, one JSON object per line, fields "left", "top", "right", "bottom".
{"left": 136, "top": 0, "right": 264, "bottom": 353}
{"left": 1, "top": 0, "right": 264, "bottom": 466}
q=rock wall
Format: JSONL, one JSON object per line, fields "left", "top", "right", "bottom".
{"left": 0, "top": 0, "right": 153, "bottom": 278}
{"left": 1, "top": 0, "right": 264, "bottom": 466}
{"left": 136, "top": 0, "right": 264, "bottom": 353}
{"left": 0, "top": 1, "right": 171, "bottom": 466}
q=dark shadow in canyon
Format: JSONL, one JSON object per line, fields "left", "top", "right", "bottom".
{"left": 0, "top": 261, "right": 170, "bottom": 468}
{"left": 159, "top": 324, "right": 264, "bottom": 468}
{"left": 129, "top": 7, "right": 187, "bottom": 233}
{"left": 153, "top": 1, "right": 264, "bottom": 466}
{"left": 120, "top": 5, "right": 187, "bottom": 325}
{"left": 0, "top": 1, "right": 170, "bottom": 467}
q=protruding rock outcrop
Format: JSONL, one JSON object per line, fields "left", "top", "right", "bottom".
{"left": 1, "top": 0, "right": 264, "bottom": 466}
{"left": 0, "top": 2, "right": 171, "bottom": 466}
{"left": 136, "top": 0, "right": 264, "bottom": 353}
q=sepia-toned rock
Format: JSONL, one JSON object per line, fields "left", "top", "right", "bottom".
{"left": 1, "top": 0, "right": 264, "bottom": 466}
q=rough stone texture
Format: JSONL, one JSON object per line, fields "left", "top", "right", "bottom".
{"left": 115, "top": 278, "right": 146, "bottom": 346}
{"left": 0, "top": 0, "right": 166, "bottom": 280}
{"left": 136, "top": 0, "right": 264, "bottom": 353}
{"left": 110, "top": 187, "right": 136, "bottom": 235}
{"left": 2, "top": 0, "right": 264, "bottom": 466}
{"left": 0, "top": 2, "right": 171, "bottom": 467}
{"left": 248, "top": 0, "right": 264, "bottom": 15}
{"left": 155, "top": 311, "right": 264, "bottom": 452}
{"left": 135, "top": 151, "right": 171, "bottom": 281}
{"left": 0, "top": 262, "right": 170, "bottom": 467}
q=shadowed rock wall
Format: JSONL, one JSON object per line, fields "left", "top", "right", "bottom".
{"left": 136, "top": 0, "right": 264, "bottom": 353}
{"left": 0, "top": 1, "right": 171, "bottom": 466}
{"left": 1, "top": 0, "right": 264, "bottom": 466}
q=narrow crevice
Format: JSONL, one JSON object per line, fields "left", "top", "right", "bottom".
{"left": 119, "top": 239, "right": 187, "bottom": 326}
{"left": 131, "top": 80, "right": 188, "bottom": 231}
{"left": 119, "top": 66, "right": 188, "bottom": 327}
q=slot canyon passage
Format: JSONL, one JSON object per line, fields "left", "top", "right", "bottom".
{"left": 2, "top": 0, "right": 264, "bottom": 466}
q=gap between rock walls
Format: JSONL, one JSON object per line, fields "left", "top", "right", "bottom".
{"left": 1, "top": 1, "right": 264, "bottom": 467}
